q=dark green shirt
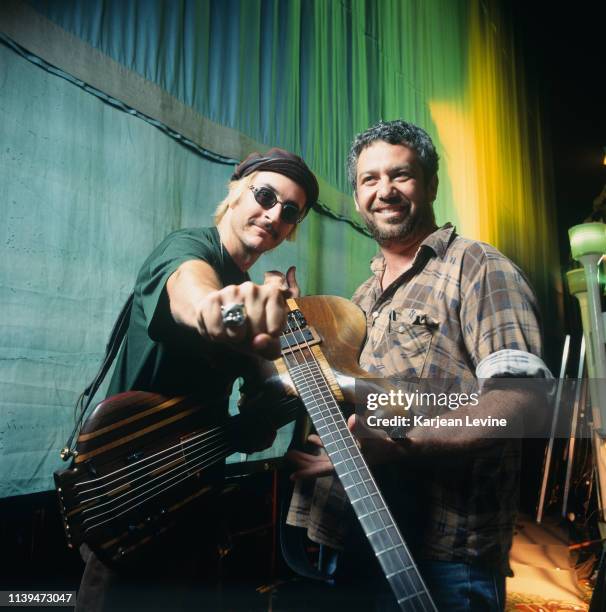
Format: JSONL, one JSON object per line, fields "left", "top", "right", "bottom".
{"left": 108, "top": 227, "right": 250, "bottom": 405}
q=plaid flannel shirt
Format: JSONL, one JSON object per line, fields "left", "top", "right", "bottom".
{"left": 288, "top": 224, "right": 547, "bottom": 575}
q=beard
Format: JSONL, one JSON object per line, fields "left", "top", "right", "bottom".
{"left": 363, "top": 213, "right": 418, "bottom": 244}
{"left": 361, "top": 201, "right": 434, "bottom": 245}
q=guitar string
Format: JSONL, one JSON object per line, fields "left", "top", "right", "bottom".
{"left": 74, "top": 393, "right": 299, "bottom": 491}
{"left": 74, "top": 395, "right": 297, "bottom": 494}
{"left": 284, "top": 311, "right": 394, "bottom": 522}
{"left": 285, "top": 320, "right": 432, "bottom": 612}
{"left": 281, "top": 313, "right": 388, "bottom": 526}
{"left": 280, "top": 313, "right": 431, "bottom": 608}
{"left": 82, "top": 441, "right": 233, "bottom": 531}
{"left": 75, "top": 404, "right": 300, "bottom": 524}
{"left": 284, "top": 305, "right": 431, "bottom": 612}
{"left": 73, "top": 403, "right": 300, "bottom": 531}
{"left": 78, "top": 396, "right": 300, "bottom": 509}
{"left": 284, "top": 311, "right": 392, "bottom": 521}
{"left": 75, "top": 426, "right": 229, "bottom": 492}
{"left": 73, "top": 409, "right": 226, "bottom": 488}
{"left": 78, "top": 438, "right": 231, "bottom": 511}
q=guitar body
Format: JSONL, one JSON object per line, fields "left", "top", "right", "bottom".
{"left": 54, "top": 392, "right": 229, "bottom": 566}
{"left": 54, "top": 296, "right": 366, "bottom": 568}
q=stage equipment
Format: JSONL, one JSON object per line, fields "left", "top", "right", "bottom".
{"left": 569, "top": 223, "right": 606, "bottom": 433}
{"left": 537, "top": 335, "right": 570, "bottom": 523}
{"left": 568, "top": 223, "right": 606, "bottom": 520}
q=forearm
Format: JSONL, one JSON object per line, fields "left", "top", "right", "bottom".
{"left": 166, "top": 260, "right": 221, "bottom": 333}
{"left": 400, "top": 387, "right": 534, "bottom": 459}
{"left": 166, "top": 259, "right": 293, "bottom": 360}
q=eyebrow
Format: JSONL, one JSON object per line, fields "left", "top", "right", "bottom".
{"left": 358, "top": 163, "right": 414, "bottom": 177}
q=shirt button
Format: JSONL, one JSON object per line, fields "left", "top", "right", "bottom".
{"left": 398, "top": 325, "right": 405, "bottom": 333}
{"left": 372, "top": 311, "right": 379, "bottom": 319}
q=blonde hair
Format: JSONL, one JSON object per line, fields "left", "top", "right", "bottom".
{"left": 214, "top": 170, "right": 300, "bottom": 241}
{"left": 213, "top": 172, "right": 257, "bottom": 225}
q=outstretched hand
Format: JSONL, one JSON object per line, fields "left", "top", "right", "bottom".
{"left": 196, "top": 280, "right": 290, "bottom": 360}
{"left": 168, "top": 261, "right": 301, "bottom": 361}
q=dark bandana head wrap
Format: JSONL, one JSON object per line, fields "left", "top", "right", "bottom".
{"left": 232, "top": 148, "right": 319, "bottom": 214}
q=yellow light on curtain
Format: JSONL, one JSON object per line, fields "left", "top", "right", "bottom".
{"left": 429, "top": 0, "right": 558, "bottom": 312}
{"left": 428, "top": 103, "right": 480, "bottom": 238}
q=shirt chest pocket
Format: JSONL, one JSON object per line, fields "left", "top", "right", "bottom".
{"left": 385, "top": 309, "right": 438, "bottom": 380}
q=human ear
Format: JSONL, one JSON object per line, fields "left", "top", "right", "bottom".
{"left": 354, "top": 193, "right": 361, "bottom": 212}
{"left": 427, "top": 175, "right": 439, "bottom": 202}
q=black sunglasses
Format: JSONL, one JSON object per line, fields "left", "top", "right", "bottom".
{"left": 249, "top": 185, "right": 305, "bottom": 225}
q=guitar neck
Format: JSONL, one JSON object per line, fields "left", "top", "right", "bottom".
{"left": 281, "top": 301, "right": 437, "bottom": 611}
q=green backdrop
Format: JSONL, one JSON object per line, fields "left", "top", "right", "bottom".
{"left": 0, "top": 0, "right": 559, "bottom": 497}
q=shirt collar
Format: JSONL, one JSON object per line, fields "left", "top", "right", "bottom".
{"left": 420, "top": 223, "right": 456, "bottom": 259}
{"left": 369, "top": 223, "right": 456, "bottom": 277}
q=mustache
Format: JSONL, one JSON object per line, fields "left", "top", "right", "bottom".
{"left": 251, "top": 220, "right": 278, "bottom": 239}
{"left": 372, "top": 195, "right": 410, "bottom": 210}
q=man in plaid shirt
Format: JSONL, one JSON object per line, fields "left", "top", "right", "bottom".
{"left": 287, "top": 120, "right": 551, "bottom": 611}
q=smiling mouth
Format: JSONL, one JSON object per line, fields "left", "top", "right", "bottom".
{"left": 373, "top": 205, "right": 409, "bottom": 215}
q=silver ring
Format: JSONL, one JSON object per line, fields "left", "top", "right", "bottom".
{"left": 220, "top": 302, "right": 247, "bottom": 327}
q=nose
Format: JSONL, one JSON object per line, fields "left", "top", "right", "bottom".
{"left": 263, "top": 202, "right": 283, "bottom": 224}
{"left": 377, "top": 176, "right": 396, "bottom": 200}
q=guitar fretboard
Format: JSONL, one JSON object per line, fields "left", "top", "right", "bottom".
{"left": 286, "top": 356, "right": 436, "bottom": 612}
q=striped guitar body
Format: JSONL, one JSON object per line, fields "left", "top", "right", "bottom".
{"left": 54, "top": 391, "right": 301, "bottom": 568}
{"left": 54, "top": 383, "right": 300, "bottom": 568}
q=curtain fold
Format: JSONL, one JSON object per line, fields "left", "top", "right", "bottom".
{"left": 5, "top": 1, "right": 555, "bottom": 279}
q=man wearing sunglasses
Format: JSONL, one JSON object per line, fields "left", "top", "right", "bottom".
{"left": 76, "top": 148, "right": 318, "bottom": 612}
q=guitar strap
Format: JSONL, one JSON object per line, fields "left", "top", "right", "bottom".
{"left": 279, "top": 413, "right": 337, "bottom": 582}
{"left": 279, "top": 498, "right": 337, "bottom": 583}
{"left": 60, "top": 293, "right": 134, "bottom": 460}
